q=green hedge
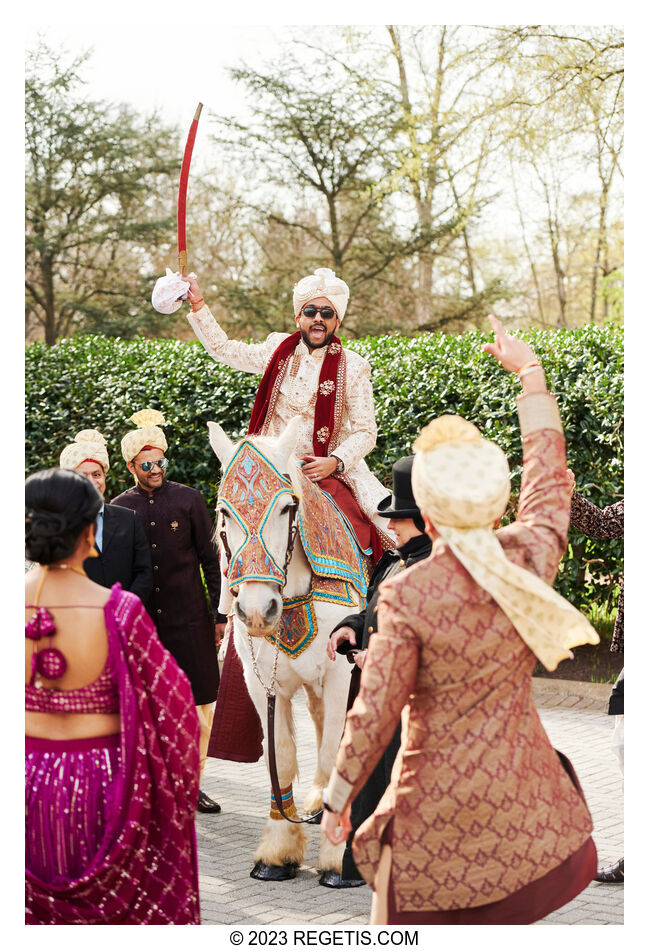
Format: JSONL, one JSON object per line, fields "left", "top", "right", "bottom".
{"left": 25, "top": 325, "right": 623, "bottom": 609}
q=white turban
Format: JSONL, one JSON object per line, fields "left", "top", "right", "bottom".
{"left": 293, "top": 267, "right": 349, "bottom": 320}
{"left": 412, "top": 414, "right": 598, "bottom": 671}
{"left": 151, "top": 268, "right": 191, "bottom": 315}
{"left": 60, "top": 429, "right": 110, "bottom": 473}
{"left": 121, "top": 409, "right": 168, "bottom": 463}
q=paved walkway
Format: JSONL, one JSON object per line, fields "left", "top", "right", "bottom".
{"left": 196, "top": 679, "right": 623, "bottom": 926}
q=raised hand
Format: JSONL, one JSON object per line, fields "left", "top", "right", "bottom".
{"left": 483, "top": 314, "right": 538, "bottom": 374}
{"left": 483, "top": 315, "right": 547, "bottom": 393}
{"left": 184, "top": 273, "right": 203, "bottom": 306}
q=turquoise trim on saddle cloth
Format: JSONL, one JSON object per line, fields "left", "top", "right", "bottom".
{"left": 292, "top": 465, "right": 370, "bottom": 597}
{"left": 265, "top": 579, "right": 366, "bottom": 658}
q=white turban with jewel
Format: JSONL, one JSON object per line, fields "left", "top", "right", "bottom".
{"left": 293, "top": 267, "right": 350, "bottom": 320}
{"left": 60, "top": 429, "right": 110, "bottom": 473}
{"left": 411, "top": 414, "right": 599, "bottom": 671}
{"left": 121, "top": 409, "right": 168, "bottom": 463}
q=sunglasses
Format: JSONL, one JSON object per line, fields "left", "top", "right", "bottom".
{"left": 301, "top": 305, "right": 337, "bottom": 321}
{"left": 139, "top": 458, "right": 169, "bottom": 473}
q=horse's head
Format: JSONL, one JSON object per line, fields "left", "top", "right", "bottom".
{"left": 208, "top": 417, "right": 302, "bottom": 636}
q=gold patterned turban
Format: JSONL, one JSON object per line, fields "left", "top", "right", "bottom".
{"left": 60, "top": 429, "right": 110, "bottom": 473}
{"left": 293, "top": 267, "right": 350, "bottom": 320}
{"left": 411, "top": 414, "right": 599, "bottom": 671}
{"left": 120, "top": 409, "right": 168, "bottom": 463}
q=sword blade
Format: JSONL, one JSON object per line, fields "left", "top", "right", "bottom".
{"left": 177, "top": 101, "right": 203, "bottom": 276}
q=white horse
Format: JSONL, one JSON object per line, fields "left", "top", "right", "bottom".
{"left": 208, "top": 417, "right": 371, "bottom": 882}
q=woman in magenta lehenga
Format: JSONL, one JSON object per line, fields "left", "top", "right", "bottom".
{"left": 25, "top": 468, "right": 201, "bottom": 924}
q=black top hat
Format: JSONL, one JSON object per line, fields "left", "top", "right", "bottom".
{"left": 376, "top": 455, "right": 421, "bottom": 519}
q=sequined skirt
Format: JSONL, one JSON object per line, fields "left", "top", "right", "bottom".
{"left": 26, "top": 734, "right": 120, "bottom": 885}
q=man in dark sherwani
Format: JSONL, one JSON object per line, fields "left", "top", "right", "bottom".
{"left": 114, "top": 409, "right": 226, "bottom": 814}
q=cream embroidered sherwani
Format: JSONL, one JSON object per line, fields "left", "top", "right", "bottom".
{"left": 187, "top": 305, "right": 390, "bottom": 527}
{"left": 325, "top": 392, "right": 594, "bottom": 913}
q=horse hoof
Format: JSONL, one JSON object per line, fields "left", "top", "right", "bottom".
{"left": 250, "top": 860, "right": 298, "bottom": 881}
{"left": 305, "top": 810, "right": 322, "bottom": 825}
{"left": 319, "top": 870, "right": 366, "bottom": 888}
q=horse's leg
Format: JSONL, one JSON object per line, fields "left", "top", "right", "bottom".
{"left": 314, "top": 660, "right": 351, "bottom": 874}
{"left": 250, "top": 687, "right": 308, "bottom": 881}
{"left": 302, "top": 682, "right": 326, "bottom": 816}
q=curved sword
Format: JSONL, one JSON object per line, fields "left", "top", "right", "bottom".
{"left": 177, "top": 102, "right": 203, "bottom": 277}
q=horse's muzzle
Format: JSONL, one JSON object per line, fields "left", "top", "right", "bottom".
{"left": 234, "top": 590, "right": 282, "bottom": 635}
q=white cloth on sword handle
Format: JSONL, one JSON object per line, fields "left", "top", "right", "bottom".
{"left": 151, "top": 268, "right": 197, "bottom": 314}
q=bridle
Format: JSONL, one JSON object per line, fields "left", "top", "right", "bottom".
{"left": 218, "top": 484, "right": 299, "bottom": 604}
{"left": 219, "top": 485, "right": 298, "bottom": 697}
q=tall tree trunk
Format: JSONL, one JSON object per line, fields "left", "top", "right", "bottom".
{"left": 548, "top": 215, "right": 567, "bottom": 328}
{"left": 536, "top": 171, "right": 567, "bottom": 328}
{"left": 326, "top": 193, "right": 344, "bottom": 274}
{"left": 447, "top": 171, "right": 477, "bottom": 295}
{"left": 41, "top": 257, "right": 57, "bottom": 346}
{"left": 511, "top": 162, "right": 546, "bottom": 324}
{"left": 590, "top": 189, "right": 608, "bottom": 323}
{"left": 387, "top": 25, "right": 440, "bottom": 327}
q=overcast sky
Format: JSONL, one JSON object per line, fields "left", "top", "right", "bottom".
{"left": 25, "top": 1, "right": 628, "bottom": 128}
{"left": 25, "top": 20, "right": 285, "bottom": 129}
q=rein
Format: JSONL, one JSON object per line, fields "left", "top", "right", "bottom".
{"left": 220, "top": 484, "right": 322, "bottom": 824}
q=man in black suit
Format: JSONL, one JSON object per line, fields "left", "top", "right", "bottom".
{"left": 59, "top": 428, "right": 152, "bottom": 602}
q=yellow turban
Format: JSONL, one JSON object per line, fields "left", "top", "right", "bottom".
{"left": 60, "top": 428, "right": 110, "bottom": 473}
{"left": 293, "top": 267, "right": 350, "bottom": 320}
{"left": 120, "top": 409, "right": 168, "bottom": 463}
{"left": 412, "top": 414, "right": 599, "bottom": 671}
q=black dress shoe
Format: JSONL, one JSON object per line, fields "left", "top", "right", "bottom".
{"left": 595, "top": 857, "right": 624, "bottom": 883}
{"left": 319, "top": 869, "right": 366, "bottom": 888}
{"left": 197, "top": 790, "right": 222, "bottom": 813}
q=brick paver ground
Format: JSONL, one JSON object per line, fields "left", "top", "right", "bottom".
{"left": 196, "top": 678, "right": 623, "bottom": 926}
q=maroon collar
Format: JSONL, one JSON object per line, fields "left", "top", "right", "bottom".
{"left": 248, "top": 332, "right": 345, "bottom": 457}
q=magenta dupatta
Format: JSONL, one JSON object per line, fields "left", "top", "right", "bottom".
{"left": 25, "top": 585, "right": 201, "bottom": 924}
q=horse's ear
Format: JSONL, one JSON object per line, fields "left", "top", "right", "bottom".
{"left": 276, "top": 416, "right": 302, "bottom": 460}
{"left": 207, "top": 421, "right": 235, "bottom": 469}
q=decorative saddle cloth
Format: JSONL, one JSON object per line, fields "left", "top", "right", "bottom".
{"left": 293, "top": 464, "right": 370, "bottom": 593}
{"left": 263, "top": 468, "right": 370, "bottom": 659}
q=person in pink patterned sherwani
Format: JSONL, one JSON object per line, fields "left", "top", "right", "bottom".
{"left": 322, "top": 316, "right": 601, "bottom": 925}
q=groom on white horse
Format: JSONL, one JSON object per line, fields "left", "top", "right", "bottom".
{"left": 183, "top": 266, "right": 394, "bottom": 882}
{"left": 183, "top": 268, "right": 393, "bottom": 758}
{"left": 183, "top": 266, "right": 393, "bottom": 560}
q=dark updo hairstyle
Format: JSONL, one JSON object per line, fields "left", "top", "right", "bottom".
{"left": 25, "top": 468, "right": 102, "bottom": 565}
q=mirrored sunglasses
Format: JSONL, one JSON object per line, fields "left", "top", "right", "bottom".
{"left": 301, "top": 304, "right": 337, "bottom": 321}
{"left": 139, "top": 458, "right": 169, "bottom": 472}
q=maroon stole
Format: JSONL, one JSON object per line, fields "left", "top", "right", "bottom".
{"left": 247, "top": 331, "right": 345, "bottom": 456}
